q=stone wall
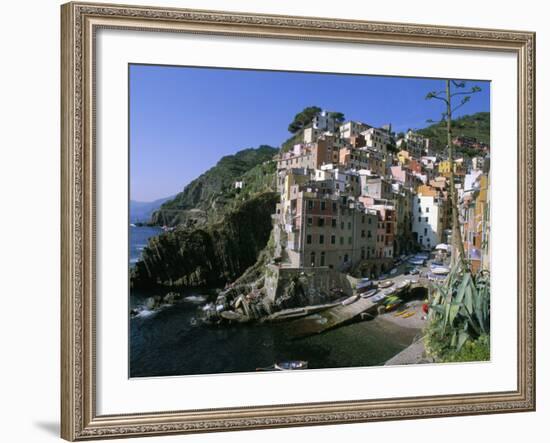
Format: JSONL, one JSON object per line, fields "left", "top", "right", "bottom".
{"left": 264, "top": 265, "right": 354, "bottom": 308}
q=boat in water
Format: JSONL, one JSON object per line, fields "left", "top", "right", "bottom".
{"left": 184, "top": 295, "right": 207, "bottom": 303}
{"left": 256, "top": 360, "right": 309, "bottom": 371}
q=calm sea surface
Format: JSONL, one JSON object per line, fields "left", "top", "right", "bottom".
{"left": 129, "top": 226, "right": 418, "bottom": 378}
{"left": 130, "top": 225, "right": 162, "bottom": 265}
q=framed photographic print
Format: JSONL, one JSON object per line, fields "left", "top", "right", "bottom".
{"left": 61, "top": 1, "right": 536, "bottom": 440}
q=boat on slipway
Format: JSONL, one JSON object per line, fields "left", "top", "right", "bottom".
{"left": 359, "top": 289, "right": 378, "bottom": 299}
{"left": 378, "top": 280, "right": 394, "bottom": 289}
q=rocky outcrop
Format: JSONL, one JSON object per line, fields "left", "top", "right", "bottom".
{"left": 264, "top": 265, "right": 354, "bottom": 310}
{"left": 131, "top": 192, "right": 278, "bottom": 290}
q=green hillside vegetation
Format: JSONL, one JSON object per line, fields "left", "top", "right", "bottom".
{"left": 280, "top": 131, "right": 303, "bottom": 153}
{"left": 151, "top": 145, "right": 277, "bottom": 226}
{"left": 417, "top": 112, "right": 489, "bottom": 156}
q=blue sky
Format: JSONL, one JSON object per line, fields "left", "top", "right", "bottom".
{"left": 130, "top": 64, "right": 490, "bottom": 201}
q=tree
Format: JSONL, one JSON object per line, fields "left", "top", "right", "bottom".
{"left": 287, "top": 106, "right": 322, "bottom": 133}
{"left": 425, "top": 80, "right": 482, "bottom": 268}
{"left": 328, "top": 111, "right": 345, "bottom": 124}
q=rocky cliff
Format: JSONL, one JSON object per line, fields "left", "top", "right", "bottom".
{"left": 131, "top": 192, "right": 279, "bottom": 290}
{"left": 151, "top": 145, "right": 277, "bottom": 227}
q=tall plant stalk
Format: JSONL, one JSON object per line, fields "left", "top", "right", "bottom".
{"left": 425, "top": 80, "right": 481, "bottom": 269}
{"left": 445, "top": 80, "right": 467, "bottom": 267}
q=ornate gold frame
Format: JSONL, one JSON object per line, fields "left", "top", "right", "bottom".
{"left": 61, "top": 2, "right": 536, "bottom": 440}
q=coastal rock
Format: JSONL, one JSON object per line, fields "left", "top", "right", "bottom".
{"left": 163, "top": 292, "right": 180, "bottom": 304}
{"left": 131, "top": 192, "right": 278, "bottom": 290}
{"left": 145, "top": 296, "right": 162, "bottom": 310}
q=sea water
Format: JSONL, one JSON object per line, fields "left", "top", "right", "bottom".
{"left": 129, "top": 226, "right": 418, "bottom": 377}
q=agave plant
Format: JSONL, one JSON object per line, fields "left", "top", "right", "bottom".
{"left": 427, "top": 263, "right": 490, "bottom": 353}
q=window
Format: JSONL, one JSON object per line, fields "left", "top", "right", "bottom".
{"left": 361, "top": 230, "right": 365, "bottom": 238}
{"left": 332, "top": 218, "right": 337, "bottom": 228}
{"left": 348, "top": 222, "right": 352, "bottom": 230}
{"left": 318, "top": 217, "right": 325, "bottom": 227}
{"left": 368, "top": 218, "right": 372, "bottom": 225}
{"left": 331, "top": 235, "right": 336, "bottom": 245}
{"left": 425, "top": 217, "right": 429, "bottom": 222}
{"left": 321, "top": 201, "right": 326, "bottom": 210}
{"left": 367, "top": 230, "right": 372, "bottom": 238}
{"left": 310, "top": 252, "right": 316, "bottom": 267}
{"left": 332, "top": 202, "right": 337, "bottom": 212}
{"left": 348, "top": 237, "right": 352, "bottom": 245}
{"left": 307, "top": 234, "right": 312, "bottom": 244}
{"left": 361, "top": 215, "right": 365, "bottom": 223}
{"left": 319, "top": 234, "right": 325, "bottom": 244}
{"left": 308, "top": 200, "right": 314, "bottom": 210}
{"left": 418, "top": 216, "right": 421, "bottom": 222}
{"left": 361, "top": 248, "right": 365, "bottom": 259}
{"left": 307, "top": 217, "right": 313, "bottom": 227}
{"left": 320, "top": 252, "right": 326, "bottom": 266}
{"left": 341, "top": 221, "right": 344, "bottom": 230}
{"left": 340, "top": 237, "right": 344, "bottom": 245}
{"left": 424, "top": 228, "right": 427, "bottom": 235}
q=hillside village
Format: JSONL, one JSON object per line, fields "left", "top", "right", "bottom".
{"left": 269, "top": 109, "right": 490, "bottom": 279}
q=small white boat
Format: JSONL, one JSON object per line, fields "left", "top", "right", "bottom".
{"left": 342, "top": 295, "right": 359, "bottom": 306}
{"left": 257, "top": 361, "right": 309, "bottom": 371}
{"left": 184, "top": 295, "right": 207, "bottom": 303}
{"left": 432, "top": 267, "right": 450, "bottom": 275}
{"left": 274, "top": 361, "right": 308, "bottom": 370}
{"left": 360, "top": 289, "right": 378, "bottom": 299}
{"left": 220, "top": 310, "right": 245, "bottom": 321}
{"left": 378, "top": 280, "right": 394, "bottom": 289}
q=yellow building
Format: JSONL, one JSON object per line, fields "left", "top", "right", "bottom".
{"left": 397, "top": 150, "right": 410, "bottom": 165}
{"left": 438, "top": 159, "right": 465, "bottom": 177}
